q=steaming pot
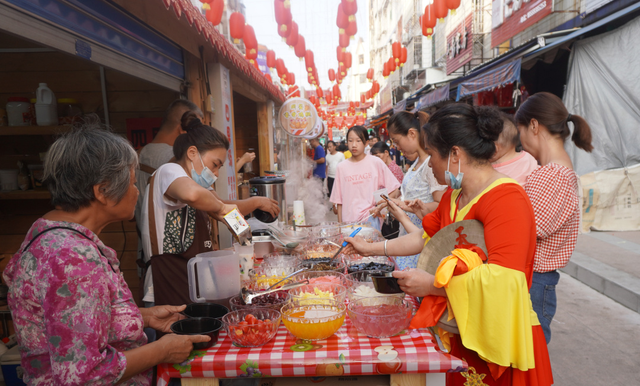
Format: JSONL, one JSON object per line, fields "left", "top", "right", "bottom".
{"left": 249, "top": 176, "right": 286, "bottom": 223}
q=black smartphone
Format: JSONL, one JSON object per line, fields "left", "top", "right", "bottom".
{"left": 380, "top": 194, "right": 390, "bottom": 203}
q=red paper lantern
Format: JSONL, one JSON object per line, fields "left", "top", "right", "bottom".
{"left": 245, "top": 50, "right": 257, "bottom": 63}
{"left": 286, "top": 21, "right": 299, "bottom": 47}
{"left": 326, "top": 91, "right": 333, "bottom": 101}
{"left": 446, "top": 0, "right": 461, "bottom": 13}
{"left": 309, "top": 95, "right": 317, "bottom": 105}
{"left": 337, "top": 47, "right": 346, "bottom": 65}
{"left": 316, "top": 88, "right": 324, "bottom": 98}
{"left": 333, "top": 84, "right": 341, "bottom": 99}
{"left": 344, "top": 52, "right": 352, "bottom": 69}
{"left": 339, "top": 64, "right": 346, "bottom": 77}
{"left": 349, "top": 101, "right": 355, "bottom": 109}
{"left": 266, "top": 50, "right": 276, "bottom": 68}
{"left": 229, "top": 12, "right": 245, "bottom": 43}
{"left": 388, "top": 57, "right": 396, "bottom": 73}
{"left": 366, "top": 68, "right": 374, "bottom": 81}
{"left": 243, "top": 24, "right": 257, "bottom": 54}
{"left": 383, "top": 62, "right": 389, "bottom": 78}
{"left": 400, "top": 47, "right": 408, "bottom": 66}
{"left": 346, "top": 19, "right": 357, "bottom": 37}
{"left": 342, "top": 0, "right": 357, "bottom": 16}
{"left": 339, "top": 33, "right": 350, "bottom": 48}
{"left": 288, "top": 72, "right": 296, "bottom": 85}
{"left": 205, "top": 0, "right": 224, "bottom": 26}
{"left": 336, "top": 3, "right": 349, "bottom": 29}
{"left": 294, "top": 35, "right": 306, "bottom": 58}
{"left": 392, "top": 42, "right": 402, "bottom": 63}
{"left": 274, "top": 0, "right": 292, "bottom": 26}
{"left": 278, "top": 22, "right": 291, "bottom": 39}
{"left": 276, "top": 58, "right": 286, "bottom": 78}
{"left": 305, "top": 50, "right": 315, "bottom": 71}
{"left": 366, "top": 90, "right": 372, "bottom": 99}
{"left": 422, "top": 5, "right": 436, "bottom": 36}
{"left": 372, "top": 81, "right": 380, "bottom": 94}
{"left": 328, "top": 68, "right": 336, "bottom": 82}
{"left": 360, "top": 94, "right": 366, "bottom": 104}
{"left": 434, "top": 0, "right": 448, "bottom": 21}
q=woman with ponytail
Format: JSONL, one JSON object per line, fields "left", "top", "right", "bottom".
{"left": 379, "top": 111, "right": 447, "bottom": 270}
{"left": 345, "top": 104, "right": 553, "bottom": 386}
{"left": 515, "top": 91, "right": 593, "bottom": 344}
{"left": 141, "top": 112, "right": 279, "bottom": 307}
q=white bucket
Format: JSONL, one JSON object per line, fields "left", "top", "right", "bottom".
{"left": 0, "top": 170, "right": 18, "bottom": 191}
{"left": 35, "top": 83, "right": 58, "bottom": 126}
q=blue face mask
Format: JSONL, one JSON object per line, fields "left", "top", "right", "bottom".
{"left": 444, "top": 153, "right": 464, "bottom": 189}
{"left": 191, "top": 152, "right": 218, "bottom": 188}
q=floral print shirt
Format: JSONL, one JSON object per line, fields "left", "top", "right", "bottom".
{"left": 3, "top": 219, "right": 150, "bottom": 385}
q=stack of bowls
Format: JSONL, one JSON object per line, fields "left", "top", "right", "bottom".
{"left": 170, "top": 303, "right": 229, "bottom": 349}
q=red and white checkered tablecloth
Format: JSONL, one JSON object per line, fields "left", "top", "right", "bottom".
{"left": 157, "top": 315, "right": 467, "bottom": 385}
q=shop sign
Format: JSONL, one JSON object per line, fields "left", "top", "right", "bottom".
{"left": 491, "top": 0, "right": 553, "bottom": 48}
{"left": 379, "top": 84, "right": 393, "bottom": 113}
{"left": 585, "top": 0, "right": 615, "bottom": 14}
{"left": 302, "top": 119, "right": 325, "bottom": 139}
{"left": 279, "top": 97, "right": 319, "bottom": 136}
{"left": 219, "top": 65, "right": 237, "bottom": 200}
{"left": 446, "top": 14, "right": 473, "bottom": 75}
{"left": 257, "top": 49, "right": 269, "bottom": 75}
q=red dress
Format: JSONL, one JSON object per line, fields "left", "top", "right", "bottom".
{"left": 422, "top": 180, "right": 553, "bottom": 386}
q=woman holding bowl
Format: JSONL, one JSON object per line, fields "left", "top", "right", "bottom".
{"left": 3, "top": 125, "right": 210, "bottom": 385}
{"left": 344, "top": 104, "right": 553, "bottom": 386}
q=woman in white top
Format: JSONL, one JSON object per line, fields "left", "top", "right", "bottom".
{"left": 381, "top": 111, "right": 447, "bottom": 270}
{"left": 325, "top": 140, "right": 345, "bottom": 197}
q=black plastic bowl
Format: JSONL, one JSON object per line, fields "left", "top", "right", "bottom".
{"left": 183, "top": 303, "right": 229, "bottom": 320}
{"left": 371, "top": 272, "right": 403, "bottom": 294}
{"left": 170, "top": 317, "right": 222, "bottom": 350}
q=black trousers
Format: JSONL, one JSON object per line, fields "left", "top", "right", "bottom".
{"left": 327, "top": 177, "right": 335, "bottom": 197}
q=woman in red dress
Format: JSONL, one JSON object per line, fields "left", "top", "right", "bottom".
{"left": 345, "top": 104, "right": 553, "bottom": 386}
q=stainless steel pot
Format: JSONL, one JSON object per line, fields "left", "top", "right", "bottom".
{"left": 249, "top": 176, "right": 286, "bottom": 223}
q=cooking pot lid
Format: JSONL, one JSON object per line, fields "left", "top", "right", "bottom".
{"left": 249, "top": 176, "right": 285, "bottom": 185}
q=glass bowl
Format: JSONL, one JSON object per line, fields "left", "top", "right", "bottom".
{"left": 340, "top": 224, "right": 384, "bottom": 242}
{"left": 222, "top": 308, "right": 282, "bottom": 347}
{"left": 262, "top": 252, "right": 302, "bottom": 268}
{"left": 292, "top": 270, "right": 346, "bottom": 287}
{"left": 310, "top": 222, "right": 342, "bottom": 238}
{"left": 347, "top": 296, "right": 413, "bottom": 338}
{"left": 344, "top": 270, "right": 404, "bottom": 302}
{"left": 304, "top": 239, "right": 342, "bottom": 260}
{"left": 249, "top": 264, "right": 300, "bottom": 290}
{"left": 288, "top": 283, "right": 347, "bottom": 304}
{"left": 296, "top": 258, "right": 345, "bottom": 273}
{"left": 281, "top": 298, "right": 346, "bottom": 341}
{"left": 228, "top": 291, "right": 291, "bottom": 311}
{"left": 344, "top": 255, "right": 395, "bottom": 274}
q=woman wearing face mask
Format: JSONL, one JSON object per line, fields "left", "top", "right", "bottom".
{"left": 344, "top": 104, "right": 553, "bottom": 386}
{"left": 141, "top": 112, "right": 279, "bottom": 306}
{"left": 330, "top": 126, "right": 401, "bottom": 227}
{"left": 375, "top": 111, "right": 447, "bottom": 270}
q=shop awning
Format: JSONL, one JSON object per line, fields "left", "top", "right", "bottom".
{"left": 456, "top": 59, "right": 521, "bottom": 101}
{"left": 161, "top": 0, "right": 286, "bottom": 102}
{"left": 393, "top": 99, "right": 407, "bottom": 113}
{"left": 416, "top": 84, "right": 450, "bottom": 109}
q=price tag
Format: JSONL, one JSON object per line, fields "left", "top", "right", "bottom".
{"left": 223, "top": 208, "right": 249, "bottom": 236}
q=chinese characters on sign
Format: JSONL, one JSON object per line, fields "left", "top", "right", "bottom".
{"left": 219, "top": 65, "right": 237, "bottom": 200}
{"left": 491, "top": 0, "right": 553, "bottom": 48}
{"left": 278, "top": 97, "right": 318, "bottom": 137}
{"left": 446, "top": 14, "right": 473, "bottom": 75}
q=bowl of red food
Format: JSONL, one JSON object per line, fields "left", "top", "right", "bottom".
{"left": 228, "top": 291, "right": 291, "bottom": 311}
{"left": 347, "top": 296, "right": 413, "bottom": 338}
{"left": 222, "top": 308, "right": 282, "bottom": 347}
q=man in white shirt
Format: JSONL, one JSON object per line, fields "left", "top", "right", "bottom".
{"left": 325, "top": 140, "right": 345, "bottom": 198}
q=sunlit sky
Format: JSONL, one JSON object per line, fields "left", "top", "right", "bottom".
{"left": 243, "top": 0, "right": 369, "bottom": 95}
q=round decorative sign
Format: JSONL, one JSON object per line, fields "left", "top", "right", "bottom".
{"left": 279, "top": 97, "right": 318, "bottom": 136}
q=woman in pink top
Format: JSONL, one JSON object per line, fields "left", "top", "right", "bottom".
{"left": 516, "top": 91, "right": 593, "bottom": 343}
{"left": 330, "top": 126, "right": 401, "bottom": 224}
{"left": 370, "top": 141, "right": 404, "bottom": 183}
{"left": 491, "top": 113, "right": 539, "bottom": 185}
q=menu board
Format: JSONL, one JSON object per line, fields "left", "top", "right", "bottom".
{"left": 279, "top": 97, "right": 318, "bottom": 136}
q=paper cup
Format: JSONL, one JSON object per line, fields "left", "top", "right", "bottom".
{"left": 293, "top": 200, "right": 306, "bottom": 226}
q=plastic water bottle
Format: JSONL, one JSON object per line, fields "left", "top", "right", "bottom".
{"left": 35, "top": 83, "right": 58, "bottom": 126}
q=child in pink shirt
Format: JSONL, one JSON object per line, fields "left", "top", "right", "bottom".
{"left": 491, "top": 113, "right": 539, "bottom": 185}
{"left": 330, "top": 126, "right": 401, "bottom": 223}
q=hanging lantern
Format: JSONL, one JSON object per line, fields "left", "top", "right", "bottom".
{"left": 333, "top": 84, "right": 341, "bottom": 99}
{"left": 360, "top": 94, "right": 366, "bottom": 104}
{"left": 422, "top": 5, "right": 436, "bottom": 37}
{"left": 349, "top": 101, "right": 355, "bottom": 109}
{"left": 276, "top": 58, "right": 286, "bottom": 78}
{"left": 366, "top": 68, "right": 374, "bottom": 81}
{"left": 392, "top": 42, "right": 401, "bottom": 63}
{"left": 294, "top": 35, "right": 306, "bottom": 58}
{"left": 205, "top": 0, "right": 224, "bottom": 26}
{"left": 336, "top": 3, "right": 349, "bottom": 30}
{"left": 383, "top": 61, "right": 389, "bottom": 78}
{"left": 434, "top": 0, "right": 448, "bottom": 22}
{"left": 328, "top": 68, "right": 336, "bottom": 82}
{"left": 446, "top": 0, "right": 461, "bottom": 14}
{"left": 339, "top": 33, "right": 350, "bottom": 48}
{"left": 337, "top": 47, "right": 346, "bottom": 65}
{"left": 372, "top": 81, "right": 380, "bottom": 94}
{"left": 339, "top": 64, "right": 346, "bottom": 77}
{"left": 344, "top": 52, "right": 353, "bottom": 69}
{"left": 342, "top": 0, "right": 358, "bottom": 16}
{"left": 288, "top": 72, "right": 296, "bottom": 85}
{"left": 388, "top": 57, "right": 396, "bottom": 73}
{"left": 286, "top": 21, "right": 299, "bottom": 47}
{"left": 400, "top": 47, "right": 408, "bottom": 67}
{"left": 366, "top": 90, "right": 372, "bottom": 99}
{"left": 305, "top": 50, "right": 315, "bottom": 72}
{"left": 229, "top": 12, "right": 245, "bottom": 43}
{"left": 243, "top": 25, "right": 258, "bottom": 58}
{"left": 326, "top": 90, "right": 333, "bottom": 101}
{"left": 316, "top": 87, "right": 324, "bottom": 98}
{"left": 245, "top": 50, "right": 257, "bottom": 63}
{"left": 309, "top": 95, "right": 317, "bottom": 105}
{"left": 266, "top": 50, "right": 276, "bottom": 68}
{"left": 278, "top": 22, "right": 291, "bottom": 39}
{"left": 274, "top": 0, "right": 292, "bottom": 26}
{"left": 346, "top": 19, "right": 357, "bottom": 37}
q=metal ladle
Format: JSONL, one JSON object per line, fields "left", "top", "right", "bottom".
{"left": 267, "top": 230, "right": 299, "bottom": 249}
{"left": 241, "top": 280, "right": 309, "bottom": 305}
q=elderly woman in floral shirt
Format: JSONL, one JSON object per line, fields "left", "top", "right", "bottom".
{"left": 3, "top": 126, "right": 210, "bottom": 385}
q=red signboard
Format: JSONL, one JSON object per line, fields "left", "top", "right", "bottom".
{"left": 491, "top": 0, "right": 553, "bottom": 48}
{"left": 446, "top": 14, "right": 473, "bottom": 75}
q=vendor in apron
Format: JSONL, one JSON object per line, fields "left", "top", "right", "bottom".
{"left": 140, "top": 112, "right": 279, "bottom": 307}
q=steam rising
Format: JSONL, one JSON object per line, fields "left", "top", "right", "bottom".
{"left": 285, "top": 149, "right": 328, "bottom": 226}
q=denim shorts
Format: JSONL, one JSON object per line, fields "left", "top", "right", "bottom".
{"left": 530, "top": 271, "right": 560, "bottom": 344}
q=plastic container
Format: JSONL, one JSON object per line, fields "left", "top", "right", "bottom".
{"left": 5, "top": 97, "right": 31, "bottom": 126}
{"left": 344, "top": 270, "right": 405, "bottom": 302}
{"left": 35, "top": 83, "right": 58, "bottom": 126}
{"left": 27, "top": 165, "right": 44, "bottom": 190}
{"left": 57, "top": 98, "right": 83, "bottom": 124}
{"left": 187, "top": 251, "right": 241, "bottom": 306}
{"left": 183, "top": 303, "right": 229, "bottom": 320}
{"left": 0, "top": 345, "right": 26, "bottom": 386}
{"left": 234, "top": 243, "right": 255, "bottom": 282}
{"left": 0, "top": 170, "right": 19, "bottom": 191}
{"left": 170, "top": 317, "right": 222, "bottom": 350}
